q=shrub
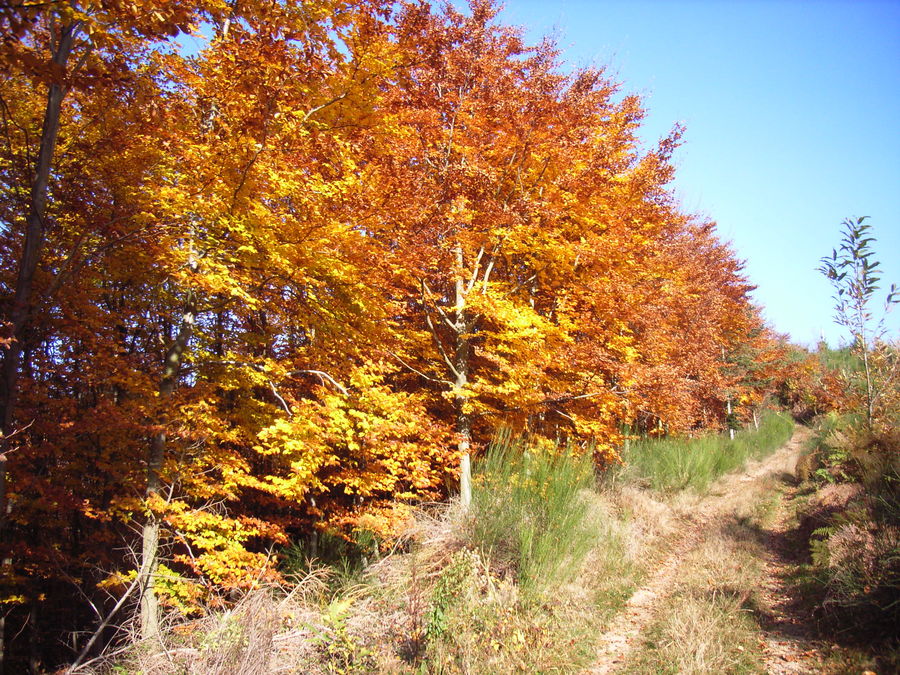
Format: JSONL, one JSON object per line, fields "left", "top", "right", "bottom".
{"left": 803, "top": 415, "right": 900, "bottom": 634}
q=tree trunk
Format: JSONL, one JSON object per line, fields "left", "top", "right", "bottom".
{"left": 859, "top": 332, "right": 874, "bottom": 427}
{"left": 0, "top": 23, "right": 80, "bottom": 675}
{"left": 726, "top": 397, "right": 734, "bottom": 440}
{"left": 27, "top": 599, "right": 39, "bottom": 675}
{"left": 0, "top": 19, "right": 79, "bottom": 534}
{"left": 139, "top": 292, "right": 195, "bottom": 641}
{"left": 453, "top": 244, "right": 472, "bottom": 508}
{"left": 136, "top": 10, "right": 229, "bottom": 640}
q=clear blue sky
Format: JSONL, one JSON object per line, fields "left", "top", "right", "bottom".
{"left": 493, "top": 0, "right": 900, "bottom": 348}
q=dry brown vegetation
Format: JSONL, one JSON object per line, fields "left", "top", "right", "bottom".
{"left": 72, "top": 420, "right": 810, "bottom": 674}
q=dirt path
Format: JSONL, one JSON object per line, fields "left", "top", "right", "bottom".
{"left": 586, "top": 427, "right": 824, "bottom": 674}
{"left": 757, "top": 474, "right": 829, "bottom": 674}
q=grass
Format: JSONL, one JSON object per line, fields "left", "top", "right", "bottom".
{"left": 468, "top": 429, "right": 599, "bottom": 597}
{"left": 623, "top": 487, "right": 780, "bottom": 674}
{"left": 95, "top": 415, "right": 803, "bottom": 674}
{"left": 617, "top": 411, "right": 794, "bottom": 492}
{"left": 403, "top": 429, "right": 644, "bottom": 672}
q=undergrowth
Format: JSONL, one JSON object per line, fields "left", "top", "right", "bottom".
{"left": 418, "top": 430, "right": 639, "bottom": 672}
{"left": 618, "top": 410, "right": 794, "bottom": 492}
{"left": 468, "top": 429, "right": 598, "bottom": 597}
{"left": 798, "top": 412, "right": 900, "bottom": 642}
{"left": 90, "top": 417, "right": 801, "bottom": 674}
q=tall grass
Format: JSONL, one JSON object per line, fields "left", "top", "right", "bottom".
{"left": 619, "top": 411, "right": 794, "bottom": 492}
{"left": 469, "top": 429, "right": 598, "bottom": 597}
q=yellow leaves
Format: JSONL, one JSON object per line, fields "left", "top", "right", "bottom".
{"left": 254, "top": 418, "right": 330, "bottom": 498}
{"left": 0, "top": 595, "right": 28, "bottom": 607}
{"left": 0, "top": 0, "right": 784, "bottom": 625}
{"left": 97, "top": 569, "right": 137, "bottom": 593}
{"left": 155, "top": 564, "right": 206, "bottom": 616}
{"left": 252, "top": 362, "right": 452, "bottom": 528}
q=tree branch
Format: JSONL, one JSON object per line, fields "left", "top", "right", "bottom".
{"left": 387, "top": 351, "right": 453, "bottom": 386}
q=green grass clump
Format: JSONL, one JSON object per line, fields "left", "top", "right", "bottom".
{"left": 469, "top": 429, "right": 598, "bottom": 598}
{"left": 619, "top": 411, "right": 795, "bottom": 492}
{"left": 423, "top": 430, "right": 639, "bottom": 673}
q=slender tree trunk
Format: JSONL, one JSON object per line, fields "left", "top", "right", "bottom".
{"left": 726, "top": 397, "right": 734, "bottom": 440}
{"left": 27, "top": 600, "right": 39, "bottom": 675}
{"left": 0, "top": 19, "right": 78, "bottom": 534}
{"left": 136, "top": 10, "right": 231, "bottom": 641}
{"left": 0, "top": 23, "right": 80, "bottom": 674}
{"left": 859, "top": 331, "right": 874, "bottom": 427}
{"left": 453, "top": 244, "right": 472, "bottom": 508}
{"left": 139, "top": 291, "right": 195, "bottom": 641}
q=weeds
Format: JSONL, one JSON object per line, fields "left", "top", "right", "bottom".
{"left": 417, "top": 431, "right": 643, "bottom": 673}
{"left": 798, "top": 413, "right": 900, "bottom": 637}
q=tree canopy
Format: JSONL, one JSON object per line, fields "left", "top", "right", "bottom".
{"left": 0, "top": 1, "right": 793, "bottom": 669}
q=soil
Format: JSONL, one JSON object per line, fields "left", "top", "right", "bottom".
{"left": 586, "top": 427, "right": 830, "bottom": 674}
{"left": 757, "top": 480, "right": 829, "bottom": 675}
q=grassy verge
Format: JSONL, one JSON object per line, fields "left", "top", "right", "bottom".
{"left": 420, "top": 431, "right": 642, "bottom": 672}
{"left": 96, "top": 416, "right": 802, "bottom": 674}
{"left": 468, "top": 430, "right": 598, "bottom": 597}
{"left": 618, "top": 411, "right": 794, "bottom": 492}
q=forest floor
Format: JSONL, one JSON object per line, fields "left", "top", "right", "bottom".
{"left": 585, "top": 427, "right": 867, "bottom": 674}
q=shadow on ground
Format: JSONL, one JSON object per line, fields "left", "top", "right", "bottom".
{"left": 729, "top": 475, "right": 899, "bottom": 674}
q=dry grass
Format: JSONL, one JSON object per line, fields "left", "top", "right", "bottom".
{"left": 87, "top": 426, "right": 800, "bottom": 674}
{"left": 87, "top": 488, "right": 644, "bottom": 674}
{"left": 616, "top": 442, "right": 800, "bottom": 675}
{"left": 625, "top": 527, "right": 767, "bottom": 674}
{"left": 414, "top": 488, "right": 645, "bottom": 674}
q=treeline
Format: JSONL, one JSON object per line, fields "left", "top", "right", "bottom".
{"left": 0, "top": 0, "right": 824, "bottom": 669}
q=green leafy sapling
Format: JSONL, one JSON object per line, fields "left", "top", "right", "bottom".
{"left": 818, "top": 216, "right": 899, "bottom": 424}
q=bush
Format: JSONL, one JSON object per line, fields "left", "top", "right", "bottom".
{"left": 803, "top": 415, "right": 900, "bottom": 634}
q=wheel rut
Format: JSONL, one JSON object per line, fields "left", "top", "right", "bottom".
{"left": 585, "top": 428, "right": 821, "bottom": 674}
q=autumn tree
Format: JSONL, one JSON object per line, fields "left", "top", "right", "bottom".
{"left": 361, "top": 1, "right": 766, "bottom": 503}
{"left": 0, "top": 1, "right": 777, "bottom": 668}
{"left": 0, "top": 2, "right": 225, "bottom": 668}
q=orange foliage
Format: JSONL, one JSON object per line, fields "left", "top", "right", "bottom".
{"left": 0, "top": 0, "right": 791, "bottom": 665}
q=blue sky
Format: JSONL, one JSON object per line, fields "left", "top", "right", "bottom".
{"left": 494, "top": 0, "right": 900, "bottom": 348}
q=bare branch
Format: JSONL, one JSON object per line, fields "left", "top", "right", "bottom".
{"left": 466, "top": 246, "right": 485, "bottom": 295}
{"left": 387, "top": 351, "right": 453, "bottom": 386}
{"left": 199, "top": 360, "right": 349, "bottom": 396}
{"left": 421, "top": 280, "right": 457, "bottom": 331}
{"left": 288, "top": 370, "right": 349, "bottom": 396}
{"left": 268, "top": 380, "right": 292, "bottom": 416}
{"left": 482, "top": 254, "right": 496, "bottom": 292}
{"left": 424, "top": 310, "right": 461, "bottom": 378}
{"left": 298, "top": 92, "right": 349, "bottom": 126}
{"left": 66, "top": 575, "right": 142, "bottom": 674}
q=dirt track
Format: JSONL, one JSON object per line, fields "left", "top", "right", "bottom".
{"left": 586, "top": 427, "right": 824, "bottom": 674}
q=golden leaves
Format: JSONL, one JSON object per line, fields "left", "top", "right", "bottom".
{"left": 0, "top": 0, "right": 782, "bottom": 619}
